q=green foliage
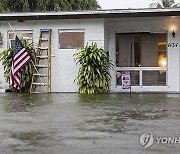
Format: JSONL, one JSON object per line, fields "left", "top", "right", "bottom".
{"left": 0, "top": 40, "right": 36, "bottom": 92}
{"left": 74, "top": 43, "right": 113, "bottom": 94}
{"left": 150, "top": 0, "right": 180, "bottom": 8}
{"left": 0, "top": 0, "right": 101, "bottom": 12}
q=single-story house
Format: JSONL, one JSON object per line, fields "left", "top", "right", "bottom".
{"left": 0, "top": 8, "right": 180, "bottom": 93}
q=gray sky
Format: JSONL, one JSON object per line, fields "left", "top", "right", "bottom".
{"left": 97, "top": 0, "right": 180, "bottom": 9}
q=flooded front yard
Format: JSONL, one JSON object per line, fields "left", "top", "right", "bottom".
{"left": 0, "top": 93, "right": 180, "bottom": 154}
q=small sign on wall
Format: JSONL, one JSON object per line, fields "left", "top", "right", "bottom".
{"left": 121, "top": 72, "right": 131, "bottom": 89}
{"left": 168, "top": 42, "right": 179, "bottom": 48}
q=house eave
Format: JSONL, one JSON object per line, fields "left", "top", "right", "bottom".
{"left": 1, "top": 8, "right": 180, "bottom": 21}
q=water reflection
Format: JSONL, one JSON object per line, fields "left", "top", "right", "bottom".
{"left": 0, "top": 93, "right": 180, "bottom": 153}
{"left": 1, "top": 93, "right": 53, "bottom": 112}
{"left": 11, "top": 131, "right": 50, "bottom": 146}
{"left": 10, "top": 131, "right": 55, "bottom": 152}
{"left": 78, "top": 94, "right": 171, "bottom": 133}
{"left": 79, "top": 109, "right": 170, "bottom": 133}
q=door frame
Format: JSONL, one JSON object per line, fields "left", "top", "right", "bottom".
{"left": 109, "top": 31, "right": 168, "bottom": 92}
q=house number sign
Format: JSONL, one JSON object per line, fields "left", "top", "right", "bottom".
{"left": 168, "top": 43, "right": 179, "bottom": 48}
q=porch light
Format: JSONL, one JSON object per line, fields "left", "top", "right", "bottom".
{"left": 172, "top": 29, "right": 175, "bottom": 38}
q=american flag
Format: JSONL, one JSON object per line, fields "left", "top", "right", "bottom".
{"left": 11, "top": 35, "right": 31, "bottom": 90}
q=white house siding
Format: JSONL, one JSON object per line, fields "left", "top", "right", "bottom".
{"left": 0, "top": 19, "right": 105, "bottom": 92}
{"left": 104, "top": 20, "right": 110, "bottom": 52}
{"left": 105, "top": 16, "right": 180, "bottom": 92}
{"left": 1, "top": 13, "right": 180, "bottom": 93}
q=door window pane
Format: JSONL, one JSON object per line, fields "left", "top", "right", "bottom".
{"left": 142, "top": 71, "right": 166, "bottom": 86}
{"left": 116, "top": 33, "right": 167, "bottom": 67}
{"left": 134, "top": 34, "right": 141, "bottom": 67}
{"left": 158, "top": 34, "right": 167, "bottom": 67}
{"left": 117, "top": 71, "right": 139, "bottom": 86}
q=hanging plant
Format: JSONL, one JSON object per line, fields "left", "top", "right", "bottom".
{"left": 74, "top": 43, "right": 113, "bottom": 94}
{"left": 0, "top": 39, "right": 36, "bottom": 92}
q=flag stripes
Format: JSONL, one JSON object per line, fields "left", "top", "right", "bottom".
{"left": 10, "top": 35, "right": 31, "bottom": 90}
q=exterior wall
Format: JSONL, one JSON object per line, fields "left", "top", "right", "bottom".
{"left": 105, "top": 16, "right": 180, "bottom": 92}
{"left": 104, "top": 20, "right": 110, "bottom": 52}
{"left": 1, "top": 15, "right": 180, "bottom": 93}
{"left": 0, "top": 19, "right": 104, "bottom": 92}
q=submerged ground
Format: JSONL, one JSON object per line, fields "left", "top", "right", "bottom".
{"left": 0, "top": 93, "right": 180, "bottom": 154}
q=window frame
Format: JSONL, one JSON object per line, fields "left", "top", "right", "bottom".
{"left": 115, "top": 32, "right": 168, "bottom": 68}
{"left": 7, "top": 30, "right": 33, "bottom": 48}
{"left": 115, "top": 32, "right": 168, "bottom": 87}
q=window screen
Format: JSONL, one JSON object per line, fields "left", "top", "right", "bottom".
{"left": 59, "top": 30, "right": 84, "bottom": 49}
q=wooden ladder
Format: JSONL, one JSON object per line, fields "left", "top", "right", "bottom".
{"left": 30, "top": 29, "right": 52, "bottom": 93}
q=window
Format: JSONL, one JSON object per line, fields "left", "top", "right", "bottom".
{"left": 116, "top": 33, "right": 167, "bottom": 67}
{"left": 8, "top": 30, "right": 33, "bottom": 48}
{"left": 59, "top": 29, "right": 84, "bottom": 49}
{"left": 116, "top": 33, "right": 167, "bottom": 86}
{"left": 117, "top": 71, "right": 139, "bottom": 86}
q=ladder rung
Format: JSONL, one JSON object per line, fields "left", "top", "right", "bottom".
{"left": 36, "top": 56, "right": 48, "bottom": 59}
{"left": 35, "top": 65, "right": 47, "bottom": 68}
{"left": 40, "top": 38, "right": 48, "bottom": 41}
{"left": 34, "top": 73, "right": 47, "bottom": 77}
{"left": 30, "top": 29, "right": 51, "bottom": 93}
{"left": 38, "top": 47, "right": 48, "bottom": 50}
{"left": 32, "top": 83, "right": 47, "bottom": 86}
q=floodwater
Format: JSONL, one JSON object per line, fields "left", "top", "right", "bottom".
{"left": 0, "top": 93, "right": 180, "bottom": 154}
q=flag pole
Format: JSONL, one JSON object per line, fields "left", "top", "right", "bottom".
{"left": 8, "top": 23, "right": 44, "bottom": 85}
{"left": 8, "top": 23, "right": 18, "bottom": 36}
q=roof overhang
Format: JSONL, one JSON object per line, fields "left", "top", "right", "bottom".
{"left": 1, "top": 8, "right": 180, "bottom": 21}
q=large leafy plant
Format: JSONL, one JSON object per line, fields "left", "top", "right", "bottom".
{"left": 0, "top": 40, "right": 36, "bottom": 92}
{"left": 74, "top": 43, "right": 113, "bottom": 94}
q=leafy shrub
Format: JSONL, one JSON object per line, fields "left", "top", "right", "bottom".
{"left": 0, "top": 40, "right": 36, "bottom": 92}
{"left": 74, "top": 43, "right": 113, "bottom": 94}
